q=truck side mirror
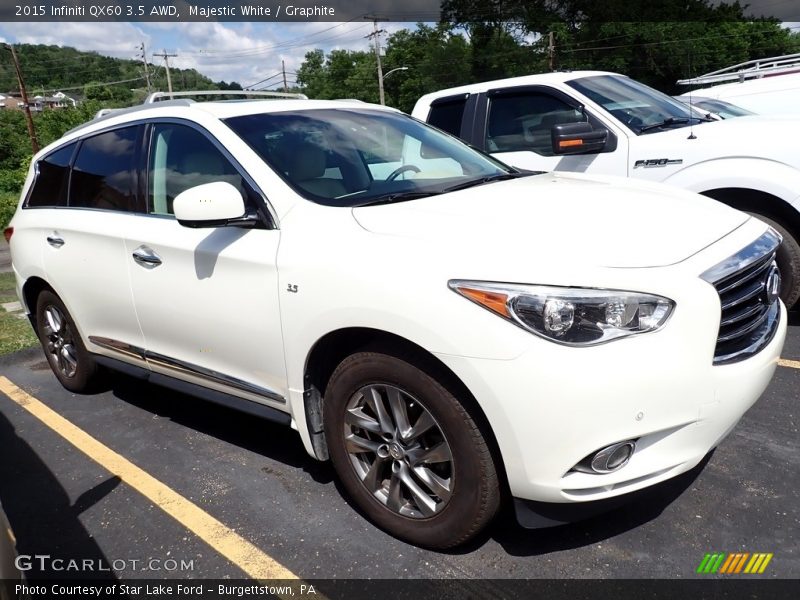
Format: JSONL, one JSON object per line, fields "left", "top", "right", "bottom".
{"left": 552, "top": 122, "right": 608, "bottom": 155}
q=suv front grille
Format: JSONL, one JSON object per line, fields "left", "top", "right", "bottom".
{"left": 701, "top": 229, "right": 782, "bottom": 365}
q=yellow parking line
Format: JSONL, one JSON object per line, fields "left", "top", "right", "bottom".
{"left": 778, "top": 358, "right": 800, "bottom": 369}
{"left": 0, "top": 376, "right": 297, "bottom": 581}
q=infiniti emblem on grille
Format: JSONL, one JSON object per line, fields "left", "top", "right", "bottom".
{"left": 764, "top": 265, "right": 781, "bottom": 306}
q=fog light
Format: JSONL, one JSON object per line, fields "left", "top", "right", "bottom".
{"left": 572, "top": 440, "right": 636, "bottom": 474}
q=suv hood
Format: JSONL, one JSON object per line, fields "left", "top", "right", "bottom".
{"left": 352, "top": 172, "right": 748, "bottom": 268}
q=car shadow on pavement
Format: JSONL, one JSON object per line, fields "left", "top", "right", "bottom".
{"left": 106, "top": 372, "right": 714, "bottom": 557}
{"left": 107, "top": 375, "right": 335, "bottom": 486}
{"left": 0, "top": 411, "right": 121, "bottom": 581}
{"left": 481, "top": 453, "right": 712, "bottom": 557}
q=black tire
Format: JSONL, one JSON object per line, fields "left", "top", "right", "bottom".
{"left": 747, "top": 213, "right": 800, "bottom": 309}
{"left": 324, "top": 351, "right": 500, "bottom": 549}
{"left": 35, "top": 290, "right": 103, "bottom": 393}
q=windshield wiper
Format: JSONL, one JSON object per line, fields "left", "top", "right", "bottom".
{"left": 638, "top": 117, "right": 692, "bottom": 133}
{"left": 442, "top": 171, "right": 533, "bottom": 193}
{"left": 353, "top": 190, "right": 442, "bottom": 207}
{"left": 354, "top": 172, "right": 536, "bottom": 207}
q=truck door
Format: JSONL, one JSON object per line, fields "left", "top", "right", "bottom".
{"left": 477, "top": 86, "right": 628, "bottom": 176}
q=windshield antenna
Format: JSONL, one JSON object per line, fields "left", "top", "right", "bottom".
{"left": 687, "top": 57, "right": 697, "bottom": 139}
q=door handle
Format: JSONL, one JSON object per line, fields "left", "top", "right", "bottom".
{"left": 46, "top": 235, "right": 65, "bottom": 248}
{"left": 132, "top": 246, "right": 163, "bottom": 268}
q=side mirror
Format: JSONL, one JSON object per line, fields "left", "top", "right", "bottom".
{"left": 551, "top": 122, "right": 608, "bottom": 155}
{"left": 173, "top": 182, "right": 258, "bottom": 229}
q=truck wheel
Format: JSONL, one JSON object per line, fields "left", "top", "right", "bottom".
{"left": 323, "top": 351, "right": 500, "bottom": 549}
{"left": 35, "top": 290, "right": 103, "bottom": 393}
{"left": 748, "top": 213, "right": 800, "bottom": 309}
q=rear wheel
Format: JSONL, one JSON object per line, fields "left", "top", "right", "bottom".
{"left": 35, "top": 290, "right": 103, "bottom": 393}
{"left": 747, "top": 213, "right": 800, "bottom": 309}
{"left": 324, "top": 351, "right": 500, "bottom": 549}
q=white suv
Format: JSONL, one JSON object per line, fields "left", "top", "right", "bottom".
{"left": 5, "top": 97, "right": 787, "bottom": 548}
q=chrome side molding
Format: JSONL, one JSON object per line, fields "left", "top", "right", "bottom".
{"left": 88, "top": 336, "right": 285, "bottom": 404}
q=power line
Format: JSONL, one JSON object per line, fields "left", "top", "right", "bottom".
{"left": 243, "top": 72, "right": 283, "bottom": 89}
{"left": 35, "top": 75, "right": 146, "bottom": 94}
{"left": 180, "top": 20, "right": 370, "bottom": 58}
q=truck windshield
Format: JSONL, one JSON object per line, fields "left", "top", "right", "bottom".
{"left": 568, "top": 75, "right": 707, "bottom": 135}
{"left": 224, "top": 108, "right": 514, "bottom": 207}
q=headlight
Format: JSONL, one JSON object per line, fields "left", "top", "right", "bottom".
{"left": 449, "top": 280, "right": 674, "bottom": 346}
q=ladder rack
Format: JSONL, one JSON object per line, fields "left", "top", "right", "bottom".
{"left": 677, "top": 53, "right": 800, "bottom": 86}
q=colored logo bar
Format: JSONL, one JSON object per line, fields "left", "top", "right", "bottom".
{"left": 696, "top": 552, "right": 773, "bottom": 574}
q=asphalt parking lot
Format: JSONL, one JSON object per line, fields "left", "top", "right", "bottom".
{"left": 0, "top": 312, "right": 797, "bottom": 586}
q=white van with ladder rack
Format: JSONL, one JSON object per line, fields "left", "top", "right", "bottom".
{"left": 676, "top": 53, "right": 800, "bottom": 115}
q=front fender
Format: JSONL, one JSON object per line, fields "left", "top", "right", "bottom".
{"left": 662, "top": 157, "right": 800, "bottom": 211}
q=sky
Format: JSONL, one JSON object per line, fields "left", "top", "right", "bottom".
{"left": 0, "top": 21, "right": 412, "bottom": 90}
{"left": 1, "top": 17, "right": 797, "bottom": 94}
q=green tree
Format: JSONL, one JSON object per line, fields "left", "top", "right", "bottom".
{"left": 297, "top": 24, "right": 478, "bottom": 112}
{"left": 296, "top": 48, "right": 380, "bottom": 103}
{"left": 296, "top": 49, "right": 328, "bottom": 99}
{"left": 35, "top": 100, "right": 104, "bottom": 147}
{"left": 441, "top": 0, "right": 800, "bottom": 92}
{"left": 384, "top": 24, "right": 473, "bottom": 112}
{"left": 0, "top": 111, "right": 30, "bottom": 193}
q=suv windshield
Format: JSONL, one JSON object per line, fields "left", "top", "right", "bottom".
{"left": 568, "top": 75, "right": 707, "bottom": 135}
{"left": 225, "top": 109, "right": 515, "bottom": 207}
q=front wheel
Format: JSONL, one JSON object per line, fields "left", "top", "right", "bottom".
{"left": 323, "top": 351, "right": 500, "bottom": 549}
{"left": 35, "top": 290, "right": 103, "bottom": 393}
{"left": 747, "top": 213, "right": 800, "bottom": 309}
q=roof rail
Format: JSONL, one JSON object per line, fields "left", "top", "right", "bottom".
{"left": 61, "top": 99, "right": 194, "bottom": 137}
{"left": 144, "top": 90, "right": 308, "bottom": 103}
{"left": 677, "top": 53, "right": 800, "bottom": 86}
{"left": 61, "top": 91, "right": 308, "bottom": 140}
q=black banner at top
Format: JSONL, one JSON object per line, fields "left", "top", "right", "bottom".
{"left": 4, "top": 0, "right": 443, "bottom": 22}
{"left": 2, "top": 0, "right": 800, "bottom": 22}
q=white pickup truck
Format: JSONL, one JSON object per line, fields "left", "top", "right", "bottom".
{"left": 412, "top": 71, "right": 800, "bottom": 308}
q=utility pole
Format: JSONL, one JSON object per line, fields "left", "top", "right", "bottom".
{"left": 364, "top": 16, "right": 387, "bottom": 105}
{"left": 548, "top": 31, "right": 555, "bottom": 71}
{"left": 282, "top": 60, "right": 288, "bottom": 92}
{"left": 154, "top": 49, "right": 177, "bottom": 95}
{"left": 4, "top": 43, "right": 39, "bottom": 153}
{"left": 138, "top": 42, "right": 151, "bottom": 93}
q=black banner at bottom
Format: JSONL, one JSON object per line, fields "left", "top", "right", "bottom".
{"left": 3, "top": 579, "right": 800, "bottom": 600}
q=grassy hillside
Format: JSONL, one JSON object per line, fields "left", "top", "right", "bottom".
{"left": 0, "top": 43, "right": 233, "bottom": 100}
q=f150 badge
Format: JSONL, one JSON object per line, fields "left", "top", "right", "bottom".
{"left": 634, "top": 158, "right": 683, "bottom": 168}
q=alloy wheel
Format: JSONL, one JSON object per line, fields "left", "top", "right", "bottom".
{"left": 42, "top": 305, "right": 78, "bottom": 379}
{"left": 343, "top": 383, "right": 454, "bottom": 518}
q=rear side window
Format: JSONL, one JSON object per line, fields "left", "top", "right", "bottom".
{"left": 70, "top": 126, "right": 141, "bottom": 212}
{"left": 26, "top": 143, "right": 76, "bottom": 207}
{"left": 427, "top": 97, "right": 467, "bottom": 136}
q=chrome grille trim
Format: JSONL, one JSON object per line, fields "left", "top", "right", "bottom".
{"left": 701, "top": 229, "right": 781, "bottom": 284}
{"left": 716, "top": 257, "right": 775, "bottom": 295}
{"left": 701, "top": 229, "right": 782, "bottom": 365}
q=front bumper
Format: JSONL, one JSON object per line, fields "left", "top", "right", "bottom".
{"left": 512, "top": 450, "right": 714, "bottom": 528}
{"left": 435, "top": 296, "right": 786, "bottom": 506}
